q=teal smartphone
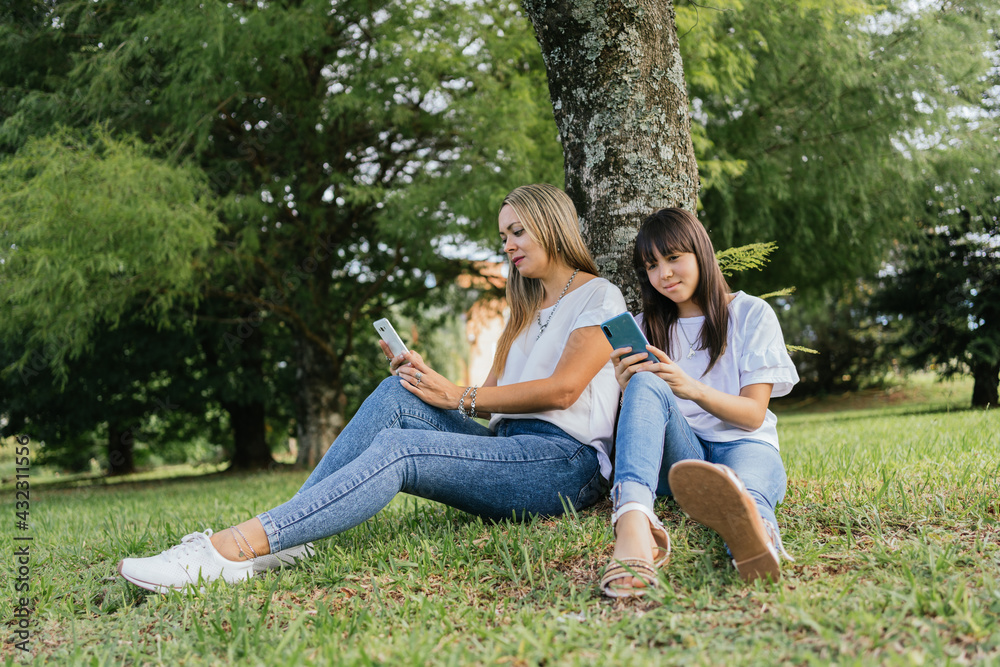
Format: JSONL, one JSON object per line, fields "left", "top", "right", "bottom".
{"left": 600, "top": 313, "right": 656, "bottom": 364}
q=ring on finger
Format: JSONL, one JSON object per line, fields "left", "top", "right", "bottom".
{"left": 415, "top": 371, "right": 423, "bottom": 386}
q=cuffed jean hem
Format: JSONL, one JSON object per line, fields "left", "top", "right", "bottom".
{"left": 611, "top": 480, "right": 656, "bottom": 512}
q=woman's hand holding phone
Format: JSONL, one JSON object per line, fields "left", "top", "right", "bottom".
{"left": 394, "top": 350, "right": 463, "bottom": 410}
{"left": 379, "top": 339, "right": 410, "bottom": 376}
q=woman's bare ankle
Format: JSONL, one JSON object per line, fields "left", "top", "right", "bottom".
{"left": 209, "top": 519, "right": 271, "bottom": 561}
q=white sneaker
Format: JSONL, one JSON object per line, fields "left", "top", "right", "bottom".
{"left": 118, "top": 529, "right": 253, "bottom": 593}
{"left": 252, "top": 542, "right": 315, "bottom": 573}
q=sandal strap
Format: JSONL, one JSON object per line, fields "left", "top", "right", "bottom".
{"left": 611, "top": 501, "right": 656, "bottom": 526}
{"left": 600, "top": 558, "right": 657, "bottom": 598}
{"left": 611, "top": 502, "right": 672, "bottom": 568}
{"left": 763, "top": 519, "right": 795, "bottom": 562}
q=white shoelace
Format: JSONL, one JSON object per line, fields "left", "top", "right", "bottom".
{"left": 161, "top": 530, "right": 214, "bottom": 564}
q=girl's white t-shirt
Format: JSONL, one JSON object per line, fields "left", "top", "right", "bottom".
{"left": 636, "top": 291, "right": 799, "bottom": 450}
{"left": 490, "top": 277, "right": 626, "bottom": 479}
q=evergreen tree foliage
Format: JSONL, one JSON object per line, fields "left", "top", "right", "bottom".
{"left": 774, "top": 284, "right": 893, "bottom": 394}
{"left": 0, "top": 128, "right": 218, "bottom": 377}
{"left": 0, "top": 1, "right": 559, "bottom": 468}
{"left": 872, "top": 150, "right": 1000, "bottom": 408}
{"left": 715, "top": 242, "right": 777, "bottom": 277}
{"left": 676, "top": 0, "right": 999, "bottom": 295}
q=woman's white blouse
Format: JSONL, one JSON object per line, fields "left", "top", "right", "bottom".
{"left": 490, "top": 277, "right": 626, "bottom": 479}
{"left": 637, "top": 291, "right": 799, "bottom": 450}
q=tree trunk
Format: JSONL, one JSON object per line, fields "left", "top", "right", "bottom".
{"left": 294, "top": 337, "right": 347, "bottom": 469}
{"left": 522, "top": 0, "right": 699, "bottom": 309}
{"left": 224, "top": 400, "right": 275, "bottom": 470}
{"left": 971, "top": 360, "right": 999, "bottom": 408}
{"left": 107, "top": 423, "right": 136, "bottom": 476}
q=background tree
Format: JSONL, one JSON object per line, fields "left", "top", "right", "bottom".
{"left": 872, "top": 142, "right": 1000, "bottom": 407}
{"left": 681, "top": 0, "right": 999, "bottom": 296}
{"left": 673, "top": 0, "right": 999, "bottom": 396}
{"left": 1, "top": 1, "right": 560, "bottom": 469}
{"left": 0, "top": 130, "right": 226, "bottom": 472}
{"left": 0, "top": 317, "right": 232, "bottom": 475}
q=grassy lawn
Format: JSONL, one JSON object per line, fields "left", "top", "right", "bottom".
{"left": 2, "top": 376, "right": 998, "bottom": 665}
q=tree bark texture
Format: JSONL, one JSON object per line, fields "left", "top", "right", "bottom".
{"left": 522, "top": 0, "right": 699, "bottom": 309}
{"left": 971, "top": 360, "right": 999, "bottom": 409}
{"left": 294, "top": 337, "right": 347, "bottom": 469}
{"left": 224, "top": 400, "right": 275, "bottom": 470}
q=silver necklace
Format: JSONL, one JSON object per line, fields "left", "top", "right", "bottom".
{"left": 677, "top": 320, "right": 700, "bottom": 359}
{"left": 536, "top": 269, "right": 579, "bottom": 340}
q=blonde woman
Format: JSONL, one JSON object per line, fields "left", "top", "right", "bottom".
{"left": 119, "top": 184, "right": 626, "bottom": 593}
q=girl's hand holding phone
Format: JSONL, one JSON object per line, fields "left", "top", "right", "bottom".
{"left": 611, "top": 346, "right": 652, "bottom": 392}
{"left": 645, "top": 346, "right": 703, "bottom": 401}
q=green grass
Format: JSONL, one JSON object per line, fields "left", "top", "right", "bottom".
{"left": 2, "top": 380, "right": 998, "bottom": 665}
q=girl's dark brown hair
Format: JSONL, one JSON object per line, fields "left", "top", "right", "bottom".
{"left": 633, "top": 208, "right": 731, "bottom": 373}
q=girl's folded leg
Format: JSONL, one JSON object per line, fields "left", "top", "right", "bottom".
{"left": 614, "top": 372, "right": 703, "bottom": 500}
{"left": 709, "top": 439, "right": 787, "bottom": 535}
{"left": 666, "top": 440, "right": 790, "bottom": 582}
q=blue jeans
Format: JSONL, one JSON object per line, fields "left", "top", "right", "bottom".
{"left": 258, "top": 377, "right": 605, "bottom": 553}
{"left": 612, "top": 372, "right": 787, "bottom": 534}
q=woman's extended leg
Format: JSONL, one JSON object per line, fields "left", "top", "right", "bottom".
{"left": 120, "top": 412, "right": 603, "bottom": 592}
{"left": 297, "top": 376, "right": 491, "bottom": 495}
{"left": 258, "top": 418, "right": 603, "bottom": 553}
{"left": 207, "top": 377, "right": 491, "bottom": 560}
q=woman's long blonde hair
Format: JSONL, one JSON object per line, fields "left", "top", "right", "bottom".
{"left": 491, "top": 184, "right": 600, "bottom": 378}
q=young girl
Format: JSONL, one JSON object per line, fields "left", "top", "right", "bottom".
{"left": 601, "top": 208, "right": 798, "bottom": 598}
{"left": 118, "top": 183, "right": 627, "bottom": 593}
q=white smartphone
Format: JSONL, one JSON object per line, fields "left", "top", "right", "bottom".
{"left": 373, "top": 318, "right": 409, "bottom": 358}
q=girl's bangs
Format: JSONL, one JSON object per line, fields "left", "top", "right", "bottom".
{"left": 634, "top": 218, "right": 694, "bottom": 268}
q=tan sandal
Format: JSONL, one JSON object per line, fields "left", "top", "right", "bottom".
{"left": 600, "top": 558, "right": 658, "bottom": 598}
{"left": 600, "top": 502, "right": 672, "bottom": 598}
{"left": 668, "top": 460, "right": 791, "bottom": 583}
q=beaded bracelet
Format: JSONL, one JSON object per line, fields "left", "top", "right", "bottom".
{"left": 469, "top": 386, "right": 479, "bottom": 419}
{"left": 458, "top": 386, "right": 474, "bottom": 418}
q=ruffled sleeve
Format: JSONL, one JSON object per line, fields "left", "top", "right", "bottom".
{"left": 739, "top": 299, "right": 799, "bottom": 397}
{"left": 571, "top": 279, "right": 627, "bottom": 330}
